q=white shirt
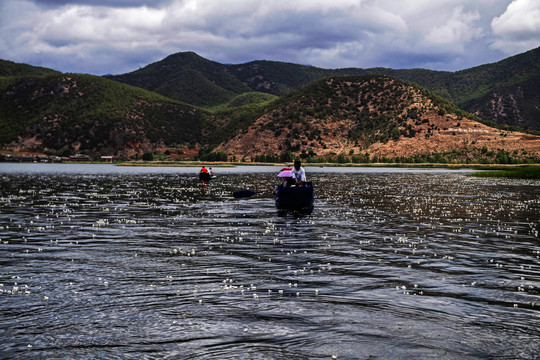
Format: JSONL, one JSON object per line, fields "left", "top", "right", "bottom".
{"left": 291, "top": 167, "right": 306, "bottom": 183}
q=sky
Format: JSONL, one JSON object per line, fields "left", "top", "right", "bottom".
{"left": 1, "top": 0, "right": 539, "bottom": 75}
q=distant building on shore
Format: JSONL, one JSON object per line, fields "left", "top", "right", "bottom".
{"left": 66, "top": 154, "right": 91, "bottom": 162}
{"left": 101, "top": 155, "right": 114, "bottom": 163}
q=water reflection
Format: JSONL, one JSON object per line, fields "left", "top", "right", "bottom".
{"left": 0, "top": 165, "right": 539, "bottom": 359}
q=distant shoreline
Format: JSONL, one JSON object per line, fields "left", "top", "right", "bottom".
{"left": 115, "top": 161, "right": 537, "bottom": 170}
{"left": 1, "top": 160, "right": 537, "bottom": 171}
{"left": 2, "top": 161, "right": 539, "bottom": 178}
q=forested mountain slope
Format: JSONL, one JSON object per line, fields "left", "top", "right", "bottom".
{"left": 0, "top": 73, "right": 209, "bottom": 158}
{"left": 108, "top": 47, "right": 540, "bottom": 130}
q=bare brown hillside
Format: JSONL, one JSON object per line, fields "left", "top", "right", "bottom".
{"left": 217, "top": 76, "right": 540, "bottom": 162}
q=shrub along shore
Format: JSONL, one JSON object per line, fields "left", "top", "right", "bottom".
{"left": 467, "top": 166, "right": 540, "bottom": 179}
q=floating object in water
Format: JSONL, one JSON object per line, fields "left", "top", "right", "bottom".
{"left": 233, "top": 190, "right": 257, "bottom": 198}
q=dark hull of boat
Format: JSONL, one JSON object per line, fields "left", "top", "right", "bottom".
{"left": 199, "top": 173, "right": 216, "bottom": 181}
{"left": 275, "top": 185, "right": 314, "bottom": 209}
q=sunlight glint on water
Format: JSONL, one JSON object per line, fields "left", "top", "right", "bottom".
{"left": 0, "top": 164, "right": 539, "bottom": 359}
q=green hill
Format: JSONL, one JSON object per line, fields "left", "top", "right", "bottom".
{"left": 0, "top": 73, "right": 210, "bottom": 156}
{"left": 225, "top": 92, "right": 278, "bottom": 108}
{"left": 367, "top": 47, "right": 540, "bottom": 124}
{"left": 226, "top": 60, "right": 363, "bottom": 95}
{"left": 467, "top": 72, "right": 540, "bottom": 131}
{"left": 106, "top": 52, "right": 253, "bottom": 107}
{"left": 450, "top": 47, "right": 540, "bottom": 107}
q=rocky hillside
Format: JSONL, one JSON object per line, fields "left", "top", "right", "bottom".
{"left": 216, "top": 75, "right": 540, "bottom": 162}
{"left": 468, "top": 73, "right": 540, "bottom": 131}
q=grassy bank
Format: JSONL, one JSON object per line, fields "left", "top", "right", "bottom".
{"left": 116, "top": 161, "right": 235, "bottom": 167}
{"left": 469, "top": 166, "right": 540, "bottom": 179}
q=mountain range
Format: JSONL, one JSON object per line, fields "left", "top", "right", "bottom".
{"left": 107, "top": 48, "right": 540, "bottom": 131}
{"left": 1, "top": 48, "right": 540, "bottom": 163}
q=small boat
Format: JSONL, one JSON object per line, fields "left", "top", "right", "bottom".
{"left": 199, "top": 171, "right": 210, "bottom": 182}
{"left": 275, "top": 183, "right": 314, "bottom": 209}
{"left": 199, "top": 172, "right": 216, "bottom": 182}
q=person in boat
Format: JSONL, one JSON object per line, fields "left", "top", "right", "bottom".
{"left": 209, "top": 167, "right": 214, "bottom": 176}
{"left": 291, "top": 159, "right": 306, "bottom": 186}
{"left": 199, "top": 166, "right": 210, "bottom": 183}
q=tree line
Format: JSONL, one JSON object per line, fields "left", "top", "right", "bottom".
{"left": 193, "top": 149, "right": 540, "bottom": 164}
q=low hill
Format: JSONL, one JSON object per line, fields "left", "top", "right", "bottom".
{"left": 0, "top": 73, "right": 209, "bottom": 158}
{"left": 216, "top": 75, "right": 540, "bottom": 163}
{"left": 225, "top": 92, "right": 278, "bottom": 109}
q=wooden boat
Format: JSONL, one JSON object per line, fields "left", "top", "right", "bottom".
{"left": 275, "top": 183, "right": 314, "bottom": 209}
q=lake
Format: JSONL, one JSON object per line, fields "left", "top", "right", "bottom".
{"left": 0, "top": 163, "right": 539, "bottom": 359}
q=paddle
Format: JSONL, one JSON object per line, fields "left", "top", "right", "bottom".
{"left": 233, "top": 190, "right": 257, "bottom": 198}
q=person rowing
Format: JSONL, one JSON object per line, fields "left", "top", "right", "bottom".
{"left": 199, "top": 166, "right": 210, "bottom": 183}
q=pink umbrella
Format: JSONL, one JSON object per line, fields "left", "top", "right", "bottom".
{"left": 277, "top": 168, "right": 292, "bottom": 177}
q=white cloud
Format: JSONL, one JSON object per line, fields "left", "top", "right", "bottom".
{"left": 41, "top": 6, "right": 166, "bottom": 45}
{"left": 491, "top": 0, "right": 540, "bottom": 53}
{"left": 0, "top": 0, "right": 538, "bottom": 74}
{"left": 424, "top": 6, "right": 482, "bottom": 49}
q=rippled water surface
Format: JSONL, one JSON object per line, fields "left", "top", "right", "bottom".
{"left": 1, "top": 163, "right": 539, "bottom": 359}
